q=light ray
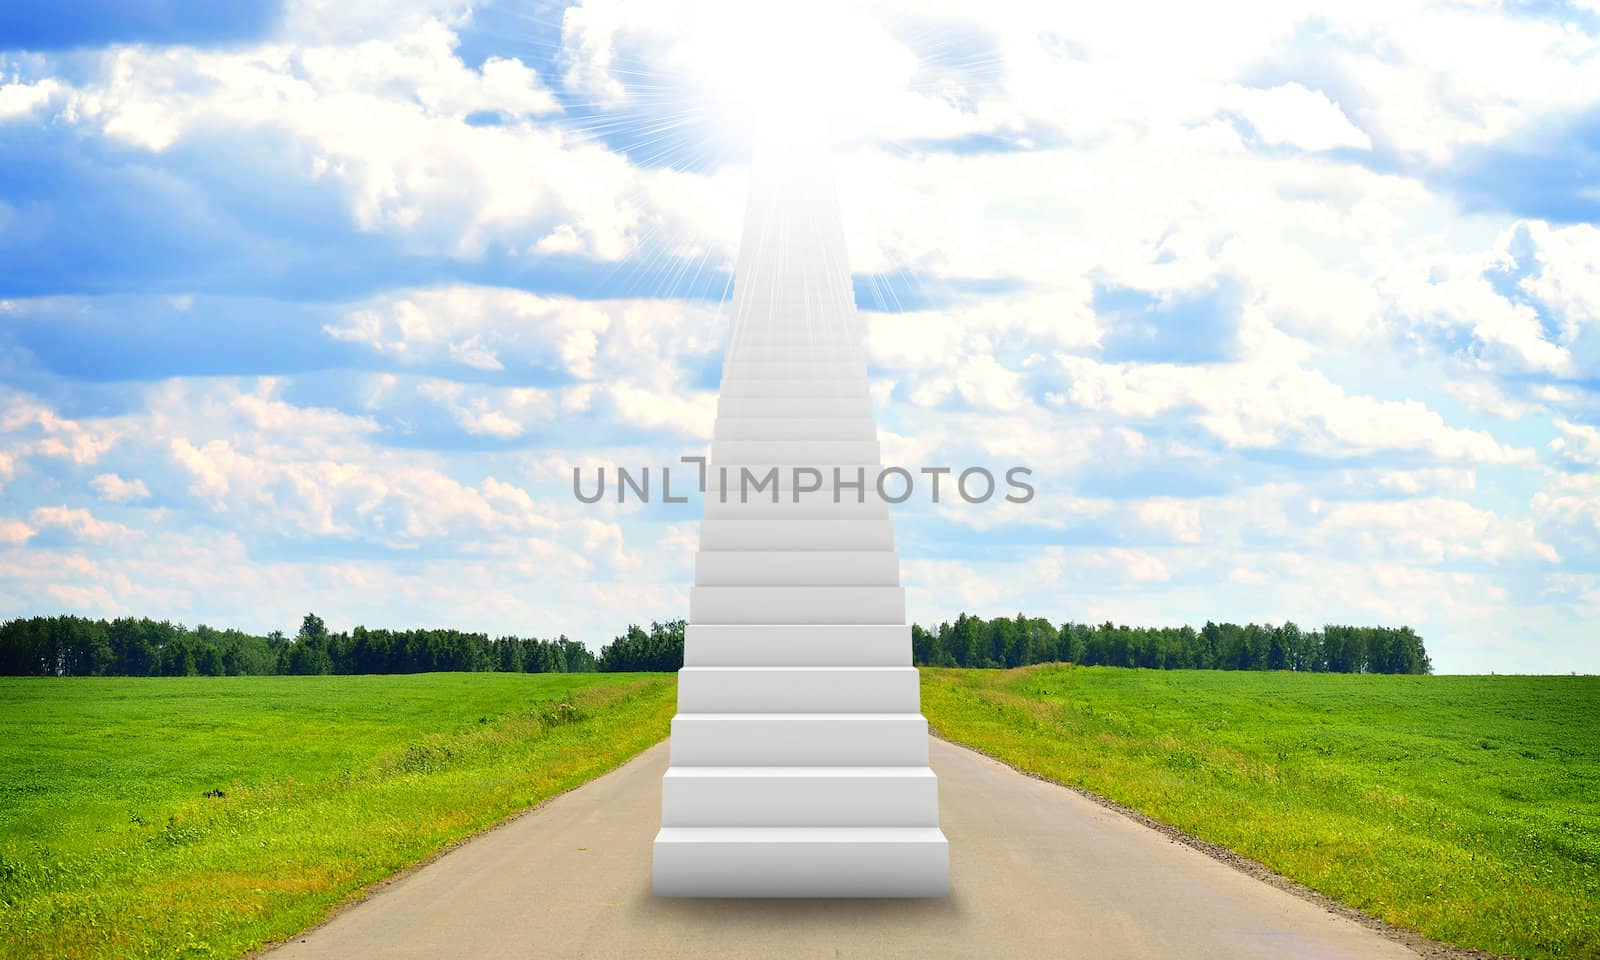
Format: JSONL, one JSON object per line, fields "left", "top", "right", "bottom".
{"left": 457, "top": 0, "right": 1012, "bottom": 329}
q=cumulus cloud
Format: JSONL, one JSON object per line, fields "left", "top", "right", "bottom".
{"left": 89, "top": 473, "right": 152, "bottom": 503}
{"left": 0, "top": 390, "right": 120, "bottom": 469}
{"left": 416, "top": 380, "right": 554, "bottom": 438}
{"left": 1224, "top": 82, "right": 1371, "bottom": 152}
{"left": 324, "top": 286, "right": 618, "bottom": 378}
{"left": 1549, "top": 419, "right": 1600, "bottom": 469}
{"left": 13, "top": 16, "right": 642, "bottom": 262}
{"left": 1305, "top": 497, "right": 1559, "bottom": 566}
{"left": 28, "top": 506, "right": 137, "bottom": 544}
{"left": 1533, "top": 469, "right": 1600, "bottom": 563}
{"left": 0, "top": 78, "right": 64, "bottom": 121}
{"left": 1055, "top": 355, "right": 1530, "bottom": 464}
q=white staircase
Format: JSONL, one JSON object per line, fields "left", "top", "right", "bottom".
{"left": 651, "top": 144, "right": 949, "bottom": 897}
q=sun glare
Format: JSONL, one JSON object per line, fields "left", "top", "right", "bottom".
{"left": 676, "top": 0, "right": 917, "bottom": 150}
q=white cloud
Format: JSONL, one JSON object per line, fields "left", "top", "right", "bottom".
{"left": 1348, "top": 467, "right": 1477, "bottom": 498}
{"left": 0, "top": 78, "right": 62, "bottom": 121}
{"left": 1306, "top": 497, "right": 1559, "bottom": 565}
{"left": 607, "top": 383, "right": 716, "bottom": 438}
{"left": 1550, "top": 419, "right": 1600, "bottom": 468}
{"left": 1444, "top": 377, "right": 1544, "bottom": 421}
{"left": 170, "top": 438, "right": 240, "bottom": 507}
{"left": 1376, "top": 220, "right": 1600, "bottom": 383}
{"left": 1517, "top": 222, "right": 1600, "bottom": 329}
{"left": 1135, "top": 499, "right": 1205, "bottom": 545}
{"left": 416, "top": 380, "right": 554, "bottom": 438}
{"left": 90, "top": 473, "right": 152, "bottom": 503}
{"left": 953, "top": 355, "right": 1025, "bottom": 411}
{"left": 534, "top": 224, "right": 584, "bottom": 255}
{"left": 28, "top": 506, "right": 137, "bottom": 544}
{"left": 31, "top": 18, "right": 645, "bottom": 260}
{"left": 325, "top": 286, "right": 722, "bottom": 383}
{"left": 446, "top": 335, "right": 504, "bottom": 372}
{"left": 0, "top": 390, "right": 120, "bottom": 467}
{"left": 1057, "top": 355, "right": 1530, "bottom": 464}
{"left": 1225, "top": 82, "right": 1371, "bottom": 152}
{"left": 124, "top": 380, "right": 652, "bottom": 572}
{"left": 1533, "top": 470, "right": 1600, "bottom": 562}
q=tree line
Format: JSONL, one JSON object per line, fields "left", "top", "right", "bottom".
{"left": 911, "top": 614, "right": 1430, "bottom": 673}
{"left": 0, "top": 612, "right": 1429, "bottom": 677}
{"left": 0, "top": 614, "right": 600, "bottom": 677}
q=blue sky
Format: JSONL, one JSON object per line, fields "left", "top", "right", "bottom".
{"left": 2, "top": 0, "right": 1599, "bottom": 672}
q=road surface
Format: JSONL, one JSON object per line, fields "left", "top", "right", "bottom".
{"left": 264, "top": 738, "right": 1421, "bottom": 960}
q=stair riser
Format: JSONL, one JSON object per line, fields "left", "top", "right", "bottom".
{"left": 717, "top": 397, "right": 872, "bottom": 418}
{"left": 661, "top": 775, "right": 939, "bottom": 827}
{"left": 653, "top": 834, "right": 950, "bottom": 897}
{"left": 669, "top": 714, "right": 929, "bottom": 766}
{"left": 694, "top": 551, "right": 899, "bottom": 587}
{"left": 722, "top": 362, "right": 867, "bottom": 379}
{"left": 697, "top": 516, "right": 895, "bottom": 553}
{"left": 714, "top": 418, "right": 877, "bottom": 441}
{"left": 725, "top": 354, "right": 862, "bottom": 368}
{"left": 676, "top": 666, "right": 921, "bottom": 713}
{"left": 727, "top": 330, "right": 863, "bottom": 343}
{"left": 690, "top": 586, "right": 905, "bottom": 624}
{"left": 711, "top": 439, "right": 881, "bottom": 465}
{"left": 719, "top": 379, "right": 869, "bottom": 399}
{"left": 701, "top": 498, "right": 891, "bottom": 519}
{"left": 727, "top": 340, "right": 862, "bottom": 352}
{"left": 683, "top": 624, "right": 911, "bottom": 667}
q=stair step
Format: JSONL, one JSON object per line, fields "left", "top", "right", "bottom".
{"left": 698, "top": 513, "right": 894, "bottom": 552}
{"left": 690, "top": 585, "right": 905, "bottom": 624}
{"left": 661, "top": 766, "right": 938, "bottom": 827}
{"left": 721, "top": 360, "right": 867, "bottom": 380}
{"left": 711, "top": 439, "right": 880, "bottom": 465}
{"left": 653, "top": 826, "right": 950, "bottom": 897}
{"left": 725, "top": 351, "right": 862, "bottom": 367}
{"left": 728, "top": 332, "right": 861, "bottom": 345}
{"left": 683, "top": 624, "right": 911, "bottom": 667}
{"left": 717, "top": 397, "right": 872, "bottom": 419}
{"left": 677, "top": 666, "right": 921, "bottom": 713}
{"left": 718, "top": 378, "right": 869, "bottom": 399}
{"left": 701, "top": 497, "right": 891, "bottom": 518}
{"left": 714, "top": 417, "right": 877, "bottom": 440}
{"left": 669, "top": 713, "right": 928, "bottom": 766}
{"left": 694, "top": 550, "right": 899, "bottom": 587}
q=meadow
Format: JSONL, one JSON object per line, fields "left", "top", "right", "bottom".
{"left": 0, "top": 673, "right": 676, "bottom": 960}
{"left": 5, "top": 668, "right": 1597, "bottom": 960}
{"left": 921, "top": 666, "right": 1600, "bottom": 960}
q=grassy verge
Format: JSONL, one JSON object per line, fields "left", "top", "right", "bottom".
{"left": 921, "top": 666, "right": 1600, "bottom": 960}
{"left": 0, "top": 673, "right": 676, "bottom": 960}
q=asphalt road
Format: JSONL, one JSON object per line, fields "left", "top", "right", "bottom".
{"left": 263, "top": 738, "right": 1421, "bottom": 960}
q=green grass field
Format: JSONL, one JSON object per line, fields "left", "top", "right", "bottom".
{"left": 0, "top": 673, "right": 676, "bottom": 960}
{"left": 6, "top": 669, "right": 1597, "bottom": 960}
{"left": 921, "top": 666, "right": 1600, "bottom": 960}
